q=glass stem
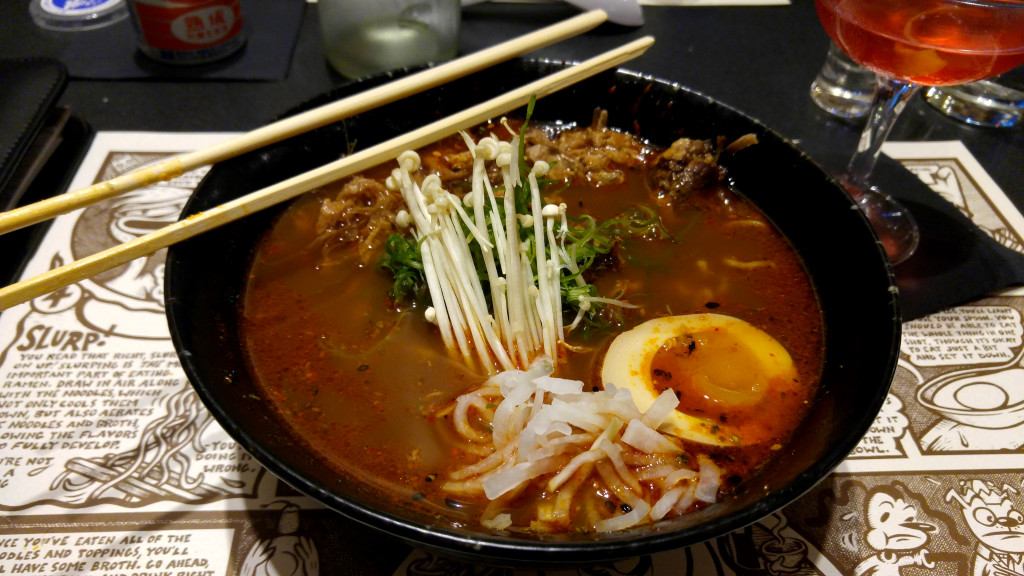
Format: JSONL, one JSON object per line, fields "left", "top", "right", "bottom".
{"left": 846, "top": 75, "right": 922, "bottom": 188}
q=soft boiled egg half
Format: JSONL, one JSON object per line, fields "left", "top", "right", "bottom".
{"left": 601, "top": 313, "right": 800, "bottom": 447}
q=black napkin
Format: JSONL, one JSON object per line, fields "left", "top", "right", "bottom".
{"left": 0, "top": 59, "right": 92, "bottom": 289}
{"left": 0, "top": 58, "right": 67, "bottom": 206}
{"left": 43, "top": 0, "right": 305, "bottom": 81}
{"left": 873, "top": 155, "right": 1024, "bottom": 322}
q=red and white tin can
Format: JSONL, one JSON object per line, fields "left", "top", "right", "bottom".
{"left": 130, "top": 0, "right": 246, "bottom": 65}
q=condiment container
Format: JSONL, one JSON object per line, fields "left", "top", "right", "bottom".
{"left": 128, "top": 0, "right": 247, "bottom": 65}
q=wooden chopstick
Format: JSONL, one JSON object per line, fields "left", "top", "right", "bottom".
{"left": 0, "top": 10, "right": 610, "bottom": 237}
{"left": 0, "top": 37, "right": 654, "bottom": 312}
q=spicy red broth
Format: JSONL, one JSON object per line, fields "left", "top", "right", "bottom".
{"left": 241, "top": 119, "right": 824, "bottom": 532}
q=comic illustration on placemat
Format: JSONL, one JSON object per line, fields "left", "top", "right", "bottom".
{"left": 883, "top": 140, "right": 1024, "bottom": 255}
{"left": 866, "top": 142, "right": 1024, "bottom": 463}
{"left": 0, "top": 135, "right": 275, "bottom": 511}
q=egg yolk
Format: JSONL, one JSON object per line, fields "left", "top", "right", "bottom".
{"left": 651, "top": 329, "right": 767, "bottom": 413}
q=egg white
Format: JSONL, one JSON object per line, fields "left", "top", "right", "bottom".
{"left": 600, "top": 313, "right": 798, "bottom": 446}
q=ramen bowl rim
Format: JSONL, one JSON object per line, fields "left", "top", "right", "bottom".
{"left": 164, "top": 59, "right": 902, "bottom": 566}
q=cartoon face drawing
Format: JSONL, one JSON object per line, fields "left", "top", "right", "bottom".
{"left": 948, "top": 480, "right": 1024, "bottom": 554}
{"left": 107, "top": 187, "right": 186, "bottom": 244}
{"left": 865, "top": 490, "right": 936, "bottom": 552}
{"left": 71, "top": 185, "right": 190, "bottom": 306}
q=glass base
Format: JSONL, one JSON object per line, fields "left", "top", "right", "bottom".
{"left": 811, "top": 81, "right": 875, "bottom": 118}
{"left": 925, "top": 82, "right": 1024, "bottom": 128}
{"left": 809, "top": 43, "right": 876, "bottom": 119}
{"left": 842, "top": 178, "right": 920, "bottom": 265}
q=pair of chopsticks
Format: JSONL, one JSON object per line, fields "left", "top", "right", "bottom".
{"left": 0, "top": 10, "right": 653, "bottom": 312}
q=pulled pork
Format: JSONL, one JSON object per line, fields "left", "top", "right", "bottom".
{"left": 315, "top": 175, "right": 404, "bottom": 266}
{"left": 420, "top": 148, "right": 475, "bottom": 184}
{"left": 648, "top": 137, "right": 727, "bottom": 202}
{"left": 525, "top": 109, "right": 648, "bottom": 187}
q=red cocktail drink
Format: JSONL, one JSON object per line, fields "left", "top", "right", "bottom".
{"left": 812, "top": 0, "right": 1024, "bottom": 264}
{"left": 814, "top": 0, "right": 1024, "bottom": 85}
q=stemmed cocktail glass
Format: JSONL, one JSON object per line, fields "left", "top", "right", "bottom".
{"left": 813, "top": 0, "right": 1024, "bottom": 264}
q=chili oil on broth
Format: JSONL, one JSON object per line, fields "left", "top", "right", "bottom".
{"left": 240, "top": 122, "right": 824, "bottom": 531}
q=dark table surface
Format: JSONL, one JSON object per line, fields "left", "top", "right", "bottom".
{"left": 1, "top": 0, "right": 1020, "bottom": 199}
{"left": 2, "top": 0, "right": 1024, "bottom": 314}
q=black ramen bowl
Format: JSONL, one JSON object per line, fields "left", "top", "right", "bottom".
{"left": 165, "top": 59, "right": 900, "bottom": 566}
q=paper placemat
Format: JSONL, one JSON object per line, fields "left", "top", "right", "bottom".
{"left": 0, "top": 134, "right": 1022, "bottom": 575}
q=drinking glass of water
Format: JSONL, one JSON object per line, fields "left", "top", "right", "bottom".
{"left": 318, "top": 0, "right": 461, "bottom": 78}
{"left": 924, "top": 66, "right": 1024, "bottom": 128}
{"left": 810, "top": 42, "right": 877, "bottom": 119}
